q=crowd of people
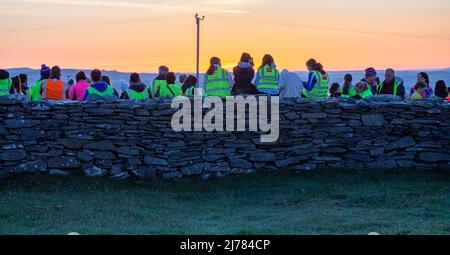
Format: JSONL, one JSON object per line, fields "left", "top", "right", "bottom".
{"left": 1, "top": 54, "right": 449, "bottom": 101}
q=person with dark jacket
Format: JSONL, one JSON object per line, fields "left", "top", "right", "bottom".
{"left": 182, "top": 75, "right": 198, "bottom": 96}
{"left": 434, "top": 80, "right": 449, "bottom": 100}
{"left": 0, "top": 69, "right": 15, "bottom": 96}
{"left": 377, "top": 68, "right": 405, "bottom": 99}
{"left": 83, "top": 69, "right": 118, "bottom": 100}
{"left": 120, "top": 73, "right": 149, "bottom": 100}
{"left": 232, "top": 53, "right": 258, "bottom": 95}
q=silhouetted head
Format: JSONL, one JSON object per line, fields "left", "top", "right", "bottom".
{"left": 329, "top": 82, "right": 340, "bottom": 94}
{"left": 306, "top": 58, "right": 317, "bottom": 71}
{"left": 75, "top": 71, "right": 87, "bottom": 82}
{"left": 101, "top": 75, "right": 111, "bottom": 85}
{"left": 179, "top": 74, "right": 187, "bottom": 84}
{"left": 344, "top": 74, "right": 353, "bottom": 84}
{"left": 166, "top": 72, "right": 176, "bottom": 85}
{"left": 91, "top": 69, "right": 102, "bottom": 83}
{"left": 240, "top": 53, "right": 252, "bottom": 63}
{"left": 260, "top": 54, "right": 275, "bottom": 69}
{"left": 130, "top": 73, "right": 140, "bottom": 84}
{"left": 158, "top": 66, "right": 169, "bottom": 76}
{"left": 207, "top": 57, "right": 221, "bottom": 75}
{"left": 51, "top": 66, "right": 61, "bottom": 79}
{"left": 385, "top": 68, "right": 395, "bottom": 83}
{"left": 434, "top": 80, "right": 448, "bottom": 98}
{"left": 417, "top": 72, "right": 430, "bottom": 86}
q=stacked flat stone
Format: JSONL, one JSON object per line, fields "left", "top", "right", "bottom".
{"left": 0, "top": 95, "right": 449, "bottom": 180}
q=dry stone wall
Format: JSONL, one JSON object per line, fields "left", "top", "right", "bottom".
{"left": 0, "top": 95, "right": 449, "bottom": 180}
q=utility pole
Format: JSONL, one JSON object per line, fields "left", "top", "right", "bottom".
{"left": 195, "top": 14, "right": 205, "bottom": 84}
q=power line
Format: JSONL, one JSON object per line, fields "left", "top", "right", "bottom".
{"left": 209, "top": 15, "right": 450, "bottom": 41}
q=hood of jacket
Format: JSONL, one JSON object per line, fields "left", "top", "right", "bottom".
{"left": 238, "top": 62, "right": 252, "bottom": 69}
{"left": 155, "top": 74, "right": 166, "bottom": 80}
{"left": 90, "top": 81, "right": 109, "bottom": 92}
{"left": 129, "top": 82, "right": 146, "bottom": 92}
{"left": 0, "top": 70, "right": 10, "bottom": 80}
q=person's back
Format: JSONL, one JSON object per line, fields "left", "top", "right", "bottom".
{"left": 302, "top": 61, "right": 329, "bottom": 99}
{"left": 255, "top": 54, "right": 280, "bottom": 96}
{"left": 41, "top": 66, "right": 68, "bottom": 100}
{"left": 341, "top": 74, "right": 356, "bottom": 98}
{"left": 0, "top": 69, "right": 13, "bottom": 97}
{"left": 121, "top": 73, "right": 149, "bottom": 100}
{"left": 159, "top": 83, "right": 182, "bottom": 97}
{"left": 204, "top": 57, "right": 233, "bottom": 97}
{"left": 279, "top": 69, "right": 302, "bottom": 98}
{"left": 182, "top": 75, "right": 198, "bottom": 96}
{"left": 232, "top": 53, "right": 257, "bottom": 95}
{"left": 83, "top": 69, "right": 117, "bottom": 101}
{"left": 158, "top": 72, "right": 182, "bottom": 97}
{"left": 69, "top": 71, "right": 90, "bottom": 101}
{"left": 151, "top": 66, "right": 169, "bottom": 97}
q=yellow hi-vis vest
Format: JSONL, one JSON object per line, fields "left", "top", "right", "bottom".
{"left": 204, "top": 67, "right": 231, "bottom": 97}
{"left": 0, "top": 78, "right": 12, "bottom": 96}
{"left": 256, "top": 64, "right": 280, "bottom": 91}
{"left": 303, "top": 71, "right": 329, "bottom": 100}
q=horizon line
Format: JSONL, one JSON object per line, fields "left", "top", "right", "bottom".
{"left": 5, "top": 66, "right": 450, "bottom": 74}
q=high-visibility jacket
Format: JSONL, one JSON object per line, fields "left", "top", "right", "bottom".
{"left": 377, "top": 79, "right": 402, "bottom": 96}
{"left": 0, "top": 78, "right": 12, "bottom": 96}
{"left": 185, "top": 86, "right": 195, "bottom": 96}
{"left": 341, "top": 85, "right": 357, "bottom": 98}
{"left": 151, "top": 79, "right": 166, "bottom": 97}
{"left": 159, "top": 83, "right": 182, "bottom": 97}
{"left": 358, "top": 89, "right": 373, "bottom": 99}
{"left": 86, "top": 85, "right": 115, "bottom": 97}
{"left": 303, "top": 71, "right": 329, "bottom": 99}
{"left": 29, "top": 80, "right": 44, "bottom": 101}
{"left": 256, "top": 64, "right": 280, "bottom": 92}
{"left": 126, "top": 88, "right": 149, "bottom": 100}
{"left": 41, "top": 79, "right": 68, "bottom": 100}
{"left": 204, "top": 67, "right": 231, "bottom": 97}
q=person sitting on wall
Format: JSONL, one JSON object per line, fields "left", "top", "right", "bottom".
{"left": 329, "top": 82, "right": 341, "bottom": 98}
{"left": 341, "top": 74, "right": 356, "bottom": 98}
{"left": 410, "top": 81, "right": 427, "bottom": 101}
{"left": 158, "top": 72, "right": 182, "bottom": 97}
{"left": 433, "top": 80, "right": 449, "bottom": 100}
{"left": 120, "top": 73, "right": 150, "bottom": 100}
{"left": 361, "top": 67, "right": 380, "bottom": 95}
{"left": 182, "top": 75, "right": 198, "bottom": 96}
{"left": 352, "top": 81, "right": 373, "bottom": 99}
{"left": 83, "top": 69, "right": 118, "bottom": 100}
{"left": 377, "top": 68, "right": 405, "bottom": 99}
{"left": 0, "top": 69, "right": 14, "bottom": 97}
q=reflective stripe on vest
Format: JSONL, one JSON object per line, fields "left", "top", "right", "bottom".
{"left": 256, "top": 65, "right": 279, "bottom": 90}
{"left": 204, "top": 67, "right": 231, "bottom": 97}
{"left": 185, "top": 86, "right": 194, "bottom": 96}
{"left": 86, "top": 85, "right": 115, "bottom": 97}
{"left": 303, "top": 71, "right": 329, "bottom": 99}
{"left": 42, "top": 79, "right": 67, "bottom": 100}
{"left": 0, "top": 78, "right": 12, "bottom": 96}
{"left": 377, "top": 80, "right": 401, "bottom": 96}
{"left": 358, "top": 89, "right": 373, "bottom": 99}
{"left": 126, "top": 88, "right": 149, "bottom": 100}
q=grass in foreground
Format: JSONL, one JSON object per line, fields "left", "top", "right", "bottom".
{"left": 0, "top": 169, "right": 449, "bottom": 235}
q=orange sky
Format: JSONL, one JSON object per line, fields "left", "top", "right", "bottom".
{"left": 1, "top": 0, "right": 449, "bottom": 72}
